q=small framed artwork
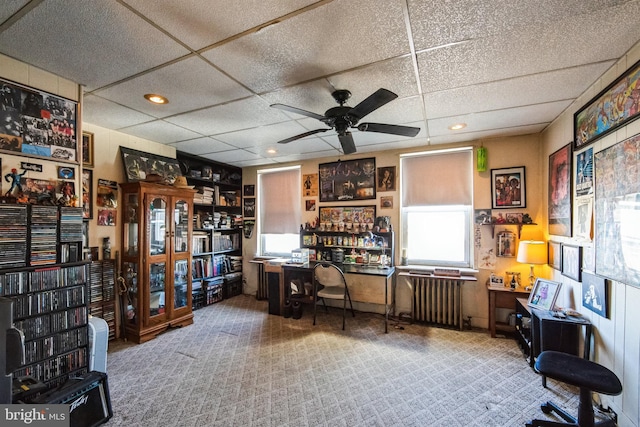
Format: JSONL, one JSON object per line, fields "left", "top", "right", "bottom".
{"left": 549, "top": 143, "right": 572, "bottom": 237}
{"left": 582, "top": 271, "right": 608, "bottom": 318}
{"left": 82, "top": 131, "right": 94, "bottom": 167}
{"left": 380, "top": 195, "right": 393, "bottom": 209}
{"left": 243, "top": 185, "right": 255, "bottom": 197}
{"left": 302, "top": 174, "right": 318, "bottom": 197}
{"left": 243, "top": 198, "right": 255, "bottom": 218}
{"left": 81, "top": 169, "right": 93, "bottom": 219}
{"left": 528, "top": 278, "right": 562, "bottom": 311}
{"left": 490, "top": 166, "right": 526, "bottom": 209}
{"left": 489, "top": 273, "right": 504, "bottom": 287}
{"left": 305, "top": 199, "right": 316, "bottom": 211}
{"left": 377, "top": 166, "right": 396, "bottom": 192}
{"left": 561, "top": 244, "right": 582, "bottom": 282}
{"left": 57, "top": 166, "right": 75, "bottom": 180}
{"left": 496, "top": 230, "right": 516, "bottom": 257}
{"left": 548, "top": 241, "right": 562, "bottom": 271}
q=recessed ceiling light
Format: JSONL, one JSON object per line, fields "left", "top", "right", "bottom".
{"left": 267, "top": 148, "right": 277, "bottom": 154}
{"left": 144, "top": 94, "right": 168, "bottom": 104}
{"left": 449, "top": 123, "right": 467, "bottom": 131}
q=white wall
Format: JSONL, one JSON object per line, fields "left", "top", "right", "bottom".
{"left": 541, "top": 41, "right": 640, "bottom": 427}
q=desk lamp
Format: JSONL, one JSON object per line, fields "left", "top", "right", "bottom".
{"left": 517, "top": 240, "right": 547, "bottom": 290}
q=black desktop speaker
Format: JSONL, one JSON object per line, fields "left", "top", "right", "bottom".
{"left": 33, "top": 371, "right": 112, "bottom": 427}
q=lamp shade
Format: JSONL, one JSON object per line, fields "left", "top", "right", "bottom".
{"left": 517, "top": 241, "right": 547, "bottom": 264}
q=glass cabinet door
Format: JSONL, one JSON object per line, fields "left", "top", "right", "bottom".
{"left": 149, "top": 197, "right": 167, "bottom": 256}
{"left": 123, "top": 193, "right": 139, "bottom": 257}
{"left": 174, "top": 199, "right": 190, "bottom": 253}
{"left": 149, "top": 262, "right": 166, "bottom": 317}
{"left": 174, "top": 259, "right": 188, "bottom": 310}
{"left": 123, "top": 261, "right": 138, "bottom": 325}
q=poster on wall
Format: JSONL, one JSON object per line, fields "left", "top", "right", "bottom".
{"left": 594, "top": 132, "right": 640, "bottom": 287}
{"left": 548, "top": 143, "right": 572, "bottom": 237}
{"left": 0, "top": 77, "right": 78, "bottom": 161}
{"left": 96, "top": 178, "right": 118, "bottom": 226}
{"left": 575, "top": 147, "right": 593, "bottom": 197}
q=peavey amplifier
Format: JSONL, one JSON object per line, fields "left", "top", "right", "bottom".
{"left": 33, "top": 371, "right": 112, "bottom": 427}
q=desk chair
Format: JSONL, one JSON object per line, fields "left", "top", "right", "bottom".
{"left": 527, "top": 351, "right": 622, "bottom": 427}
{"left": 313, "top": 262, "right": 355, "bottom": 330}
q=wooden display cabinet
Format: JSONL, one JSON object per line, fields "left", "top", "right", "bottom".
{"left": 119, "top": 182, "right": 196, "bottom": 343}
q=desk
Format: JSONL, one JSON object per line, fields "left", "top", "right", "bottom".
{"left": 487, "top": 285, "right": 530, "bottom": 338}
{"left": 281, "top": 262, "right": 396, "bottom": 333}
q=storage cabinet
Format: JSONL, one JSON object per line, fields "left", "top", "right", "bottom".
{"left": 176, "top": 151, "right": 243, "bottom": 304}
{"left": 119, "top": 182, "right": 196, "bottom": 343}
{"left": 0, "top": 205, "right": 89, "bottom": 391}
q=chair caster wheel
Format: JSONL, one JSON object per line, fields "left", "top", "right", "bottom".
{"left": 525, "top": 423, "right": 533, "bottom": 427}
{"left": 541, "top": 403, "right": 552, "bottom": 414}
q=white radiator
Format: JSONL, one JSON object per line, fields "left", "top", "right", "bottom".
{"left": 408, "top": 275, "right": 464, "bottom": 330}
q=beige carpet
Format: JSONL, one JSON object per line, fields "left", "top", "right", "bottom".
{"left": 104, "top": 295, "right": 601, "bottom": 426}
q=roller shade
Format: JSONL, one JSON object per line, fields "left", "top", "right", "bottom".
{"left": 259, "top": 167, "right": 301, "bottom": 234}
{"left": 401, "top": 149, "right": 472, "bottom": 206}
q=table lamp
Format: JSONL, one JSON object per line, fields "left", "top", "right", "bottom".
{"left": 517, "top": 240, "right": 547, "bottom": 289}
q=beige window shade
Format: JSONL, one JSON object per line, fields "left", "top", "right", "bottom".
{"left": 401, "top": 150, "right": 472, "bottom": 206}
{"left": 259, "top": 168, "right": 301, "bottom": 234}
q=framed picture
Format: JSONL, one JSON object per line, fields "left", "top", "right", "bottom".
{"left": 582, "top": 271, "right": 608, "bottom": 318}
{"left": 528, "top": 278, "right": 562, "bottom": 311}
{"left": 594, "top": 133, "right": 640, "bottom": 287}
{"left": 57, "top": 166, "right": 75, "bottom": 180}
{"left": 82, "top": 131, "right": 94, "bottom": 167}
{"left": 490, "top": 166, "right": 526, "bottom": 209}
{"left": 489, "top": 274, "right": 504, "bottom": 287}
{"left": 561, "top": 244, "right": 582, "bottom": 282}
{"left": 243, "top": 197, "right": 255, "bottom": 218}
{"left": 496, "top": 230, "right": 516, "bottom": 257}
{"left": 548, "top": 241, "right": 562, "bottom": 271}
{"left": 302, "top": 174, "right": 318, "bottom": 197}
{"left": 318, "top": 205, "right": 376, "bottom": 232}
{"left": 377, "top": 166, "right": 396, "bottom": 192}
{"left": 380, "top": 195, "right": 393, "bottom": 209}
{"left": 243, "top": 184, "right": 255, "bottom": 197}
{"left": 120, "top": 147, "right": 181, "bottom": 183}
{"left": 549, "top": 143, "right": 572, "bottom": 237}
{"left": 81, "top": 169, "right": 93, "bottom": 219}
{"left": 305, "top": 199, "right": 316, "bottom": 211}
{"left": 574, "top": 58, "right": 640, "bottom": 150}
{"left": 318, "top": 157, "right": 376, "bottom": 202}
{"left": 575, "top": 147, "right": 593, "bottom": 197}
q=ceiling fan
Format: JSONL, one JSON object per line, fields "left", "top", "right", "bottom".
{"left": 270, "top": 88, "right": 420, "bottom": 155}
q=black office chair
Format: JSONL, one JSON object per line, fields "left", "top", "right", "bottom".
{"left": 527, "top": 351, "right": 622, "bottom": 427}
{"left": 313, "top": 262, "right": 355, "bottom": 330}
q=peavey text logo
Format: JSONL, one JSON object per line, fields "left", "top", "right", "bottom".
{"left": 69, "top": 394, "right": 89, "bottom": 413}
{"left": 3, "top": 406, "right": 67, "bottom": 424}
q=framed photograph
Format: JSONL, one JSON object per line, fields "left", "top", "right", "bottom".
{"left": 57, "top": 166, "right": 75, "bottom": 180}
{"left": 575, "top": 147, "right": 593, "bottom": 197}
{"left": 318, "top": 157, "right": 376, "bottom": 202}
{"left": 243, "top": 184, "right": 255, "bottom": 197}
{"left": 496, "top": 230, "right": 516, "bottom": 257}
{"left": 548, "top": 241, "right": 562, "bottom": 271}
{"left": 243, "top": 197, "right": 255, "bottom": 218}
{"left": 490, "top": 166, "right": 526, "bottom": 209}
{"left": 302, "top": 174, "right": 318, "bottom": 197}
{"left": 380, "top": 195, "right": 393, "bottom": 209}
{"left": 82, "top": 131, "right": 94, "bottom": 167}
{"left": 582, "top": 271, "right": 608, "bottom": 318}
{"left": 81, "top": 169, "right": 93, "bottom": 219}
{"left": 574, "top": 58, "right": 640, "bottom": 150}
{"left": 561, "top": 244, "right": 582, "bottom": 282}
{"left": 528, "top": 278, "right": 562, "bottom": 311}
{"left": 305, "top": 199, "right": 316, "bottom": 211}
{"left": 595, "top": 133, "right": 640, "bottom": 287}
{"left": 489, "top": 273, "right": 504, "bottom": 287}
{"left": 377, "top": 166, "right": 396, "bottom": 192}
{"left": 119, "top": 147, "right": 181, "bottom": 183}
{"left": 549, "top": 143, "right": 572, "bottom": 237}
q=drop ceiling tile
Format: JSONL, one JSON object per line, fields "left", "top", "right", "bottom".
{"left": 408, "top": 0, "right": 628, "bottom": 51}
{"left": 235, "top": 158, "right": 278, "bottom": 168}
{"left": 358, "top": 96, "right": 424, "bottom": 125}
{"left": 429, "top": 124, "right": 547, "bottom": 146}
{"left": 123, "top": 0, "right": 317, "bottom": 51}
{"left": 202, "top": 0, "right": 410, "bottom": 93}
{"left": 249, "top": 135, "right": 336, "bottom": 156}
{"left": 93, "top": 56, "right": 252, "bottom": 118}
{"left": 168, "top": 137, "right": 237, "bottom": 155}
{"left": 428, "top": 100, "right": 570, "bottom": 137}
{"left": 82, "top": 95, "right": 156, "bottom": 129}
{"left": 122, "top": 120, "right": 202, "bottom": 144}
{"left": 417, "top": 2, "right": 640, "bottom": 93}
{"left": 166, "top": 96, "right": 285, "bottom": 135}
{"left": 423, "top": 62, "right": 614, "bottom": 119}
{"left": 213, "top": 121, "right": 312, "bottom": 149}
{"left": 201, "top": 149, "right": 263, "bottom": 164}
{"left": 0, "top": 0, "right": 189, "bottom": 91}
{"left": 0, "top": 1, "right": 28, "bottom": 25}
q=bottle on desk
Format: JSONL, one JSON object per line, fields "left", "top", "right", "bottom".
{"left": 510, "top": 275, "right": 517, "bottom": 289}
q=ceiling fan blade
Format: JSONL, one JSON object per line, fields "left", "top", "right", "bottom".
{"left": 357, "top": 122, "right": 420, "bottom": 137}
{"left": 347, "top": 88, "right": 398, "bottom": 121}
{"left": 277, "top": 128, "right": 329, "bottom": 144}
{"left": 270, "top": 103, "right": 326, "bottom": 121}
{"left": 338, "top": 132, "right": 357, "bottom": 155}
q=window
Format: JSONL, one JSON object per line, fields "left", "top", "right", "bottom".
{"left": 400, "top": 148, "right": 473, "bottom": 267}
{"left": 258, "top": 166, "right": 301, "bottom": 256}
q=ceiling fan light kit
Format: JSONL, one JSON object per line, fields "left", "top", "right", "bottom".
{"left": 271, "top": 88, "right": 420, "bottom": 155}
